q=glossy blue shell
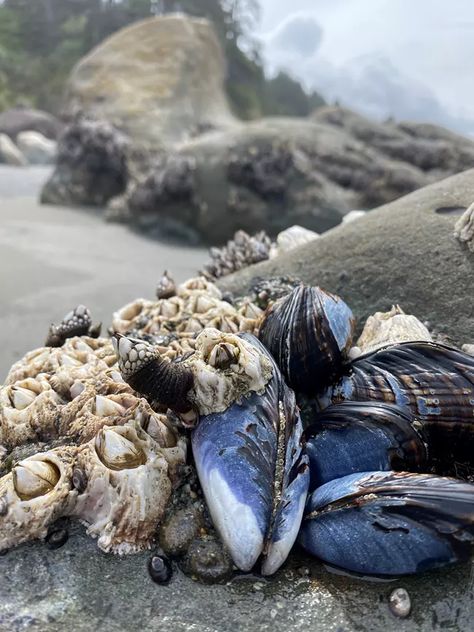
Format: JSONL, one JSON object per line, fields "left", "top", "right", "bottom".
{"left": 258, "top": 285, "right": 355, "bottom": 395}
{"left": 299, "top": 471, "right": 474, "bottom": 576}
{"left": 192, "top": 334, "right": 309, "bottom": 574}
{"left": 305, "top": 402, "right": 427, "bottom": 491}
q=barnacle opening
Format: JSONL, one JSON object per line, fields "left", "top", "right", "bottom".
{"left": 95, "top": 426, "right": 147, "bottom": 471}
{"left": 12, "top": 459, "right": 61, "bottom": 501}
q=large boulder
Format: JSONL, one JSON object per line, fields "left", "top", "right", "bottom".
{"left": 0, "top": 133, "right": 27, "bottom": 166}
{"left": 110, "top": 116, "right": 428, "bottom": 244}
{"left": 218, "top": 168, "right": 474, "bottom": 346}
{"left": 64, "top": 15, "right": 236, "bottom": 146}
{"left": 0, "top": 106, "right": 63, "bottom": 140}
{"left": 41, "top": 119, "right": 128, "bottom": 207}
{"left": 312, "top": 106, "right": 474, "bottom": 176}
{"left": 16, "top": 131, "right": 56, "bottom": 165}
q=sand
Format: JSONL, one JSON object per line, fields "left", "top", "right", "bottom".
{"left": 0, "top": 166, "right": 207, "bottom": 380}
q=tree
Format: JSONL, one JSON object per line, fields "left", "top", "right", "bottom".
{"left": 0, "top": 0, "right": 324, "bottom": 119}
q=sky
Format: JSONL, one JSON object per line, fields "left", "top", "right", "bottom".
{"left": 256, "top": 0, "right": 474, "bottom": 134}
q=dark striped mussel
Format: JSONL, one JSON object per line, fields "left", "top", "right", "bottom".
{"left": 319, "top": 341, "right": 474, "bottom": 472}
{"left": 114, "top": 328, "right": 309, "bottom": 575}
{"left": 299, "top": 471, "right": 474, "bottom": 576}
{"left": 258, "top": 285, "right": 355, "bottom": 395}
{"left": 304, "top": 402, "right": 428, "bottom": 491}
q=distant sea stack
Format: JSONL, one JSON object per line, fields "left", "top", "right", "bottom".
{"left": 41, "top": 15, "right": 474, "bottom": 245}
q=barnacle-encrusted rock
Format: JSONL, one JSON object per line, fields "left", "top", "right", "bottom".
{"left": 201, "top": 230, "right": 272, "bottom": 280}
{"left": 40, "top": 118, "right": 129, "bottom": 207}
{"left": 0, "top": 376, "right": 63, "bottom": 449}
{"left": 0, "top": 448, "right": 77, "bottom": 551}
{"left": 73, "top": 420, "right": 186, "bottom": 554}
{"left": 111, "top": 276, "right": 261, "bottom": 359}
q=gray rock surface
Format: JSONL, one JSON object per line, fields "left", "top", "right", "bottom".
{"left": 0, "top": 107, "right": 63, "bottom": 140}
{"left": 313, "top": 106, "right": 474, "bottom": 175}
{"left": 218, "top": 168, "right": 474, "bottom": 346}
{"left": 0, "top": 522, "right": 473, "bottom": 632}
{"left": 113, "top": 116, "right": 430, "bottom": 244}
{"left": 65, "top": 15, "right": 236, "bottom": 146}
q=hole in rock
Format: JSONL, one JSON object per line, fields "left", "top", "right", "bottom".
{"left": 434, "top": 206, "right": 466, "bottom": 216}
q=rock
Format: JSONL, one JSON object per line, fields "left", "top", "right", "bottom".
{"left": 45, "top": 23, "right": 474, "bottom": 243}
{"left": 16, "top": 131, "right": 57, "bottom": 165}
{"left": 0, "top": 107, "right": 63, "bottom": 140}
{"left": 41, "top": 119, "right": 128, "bottom": 207}
{"left": 115, "top": 117, "right": 429, "bottom": 243}
{"left": 313, "top": 106, "right": 474, "bottom": 175}
{"left": 218, "top": 169, "right": 474, "bottom": 346}
{"left": 0, "top": 521, "right": 472, "bottom": 631}
{"left": 0, "top": 134, "right": 27, "bottom": 166}
{"left": 65, "top": 15, "right": 235, "bottom": 146}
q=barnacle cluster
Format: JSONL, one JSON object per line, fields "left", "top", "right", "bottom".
{"left": 1, "top": 266, "right": 474, "bottom": 584}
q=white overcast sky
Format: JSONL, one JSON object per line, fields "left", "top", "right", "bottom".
{"left": 256, "top": 0, "right": 474, "bottom": 134}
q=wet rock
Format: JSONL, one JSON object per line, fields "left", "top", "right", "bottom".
{"left": 0, "top": 134, "right": 27, "bottom": 166}
{"left": 183, "top": 536, "right": 233, "bottom": 584}
{"left": 159, "top": 507, "right": 202, "bottom": 558}
{"left": 0, "top": 107, "right": 63, "bottom": 141}
{"left": 16, "top": 131, "right": 56, "bottom": 165}
{"left": 41, "top": 119, "right": 128, "bottom": 207}
{"left": 64, "top": 15, "right": 235, "bottom": 146}
{"left": 313, "top": 106, "right": 474, "bottom": 175}
{"left": 218, "top": 169, "right": 474, "bottom": 346}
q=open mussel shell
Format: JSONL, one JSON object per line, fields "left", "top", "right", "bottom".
{"left": 299, "top": 471, "right": 474, "bottom": 576}
{"left": 191, "top": 333, "right": 309, "bottom": 574}
{"left": 324, "top": 342, "right": 474, "bottom": 470}
{"left": 304, "top": 402, "right": 428, "bottom": 491}
{"left": 258, "top": 285, "right": 355, "bottom": 395}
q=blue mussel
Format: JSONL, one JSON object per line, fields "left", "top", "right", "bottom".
{"left": 115, "top": 283, "right": 474, "bottom": 578}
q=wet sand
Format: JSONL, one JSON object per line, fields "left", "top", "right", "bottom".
{"left": 0, "top": 166, "right": 206, "bottom": 380}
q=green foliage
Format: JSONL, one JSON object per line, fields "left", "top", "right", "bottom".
{"left": 0, "top": 0, "right": 324, "bottom": 119}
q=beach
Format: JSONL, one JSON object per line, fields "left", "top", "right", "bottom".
{"left": 0, "top": 166, "right": 206, "bottom": 380}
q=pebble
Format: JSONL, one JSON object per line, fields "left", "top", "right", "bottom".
{"left": 389, "top": 587, "right": 411, "bottom": 619}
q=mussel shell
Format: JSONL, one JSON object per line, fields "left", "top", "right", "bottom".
{"left": 191, "top": 333, "right": 309, "bottom": 574}
{"left": 258, "top": 285, "right": 355, "bottom": 395}
{"left": 299, "top": 471, "right": 474, "bottom": 576}
{"left": 325, "top": 342, "right": 474, "bottom": 469}
{"left": 304, "top": 402, "right": 427, "bottom": 491}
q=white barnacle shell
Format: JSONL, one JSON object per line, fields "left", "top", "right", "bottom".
{"left": 0, "top": 448, "right": 78, "bottom": 551}
{"left": 5, "top": 347, "right": 61, "bottom": 384}
{"left": 55, "top": 381, "right": 142, "bottom": 444}
{"left": 185, "top": 328, "right": 273, "bottom": 416}
{"left": 270, "top": 225, "right": 319, "bottom": 258}
{"left": 454, "top": 202, "right": 474, "bottom": 252}
{"left": 356, "top": 305, "right": 433, "bottom": 354}
{"left": 111, "top": 298, "right": 155, "bottom": 334}
{"left": 462, "top": 344, "right": 474, "bottom": 357}
{"left": 0, "top": 377, "right": 64, "bottom": 448}
{"left": 177, "top": 276, "right": 222, "bottom": 299}
{"left": 73, "top": 420, "right": 186, "bottom": 554}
